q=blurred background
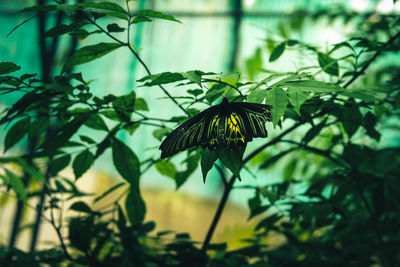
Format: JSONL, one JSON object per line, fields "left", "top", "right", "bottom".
{"left": 1, "top": 0, "right": 399, "bottom": 251}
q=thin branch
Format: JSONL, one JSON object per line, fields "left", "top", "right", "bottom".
{"left": 202, "top": 78, "right": 244, "bottom": 97}
{"left": 343, "top": 30, "right": 400, "bottom": 89}
{"left": 214, "top": 163, "right": 227, "bottom": 186}
{"left": 280, "top": 139, "right": 348, "bottom": 167}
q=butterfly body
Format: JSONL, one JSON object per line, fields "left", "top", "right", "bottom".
{"left": 160, "top": 98, "right": 272, "bottom": 158}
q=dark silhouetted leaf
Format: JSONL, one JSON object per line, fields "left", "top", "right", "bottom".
{"left": 107, "top": 23, "right": 125, "bottom": 32}
{"left": 49, "top": 154, "right": 71, "bottom": 176}
{"left": 216, "top": 146, "right": 244, "bottom": 180}
{"left": 43, "top": 22, "right": 87, "bottom": 38}
{"left": 112, "top": 138, "right": 140, "bottom": 187}
{"left": 125, "top": 187, "right": 146, "bottom": 225}
{"left": 72, "top": 150, "right": 94, "bottom": 179}
{"left": 70, "top": 201, "right": 92, "bottom": 213}
{"left": 4, "top": 117, "right": 30, "bottom": 152}
{"left": 63, "top": 42, "right": 123, "bottom": 71}
{"left": 0, "top": 62, "right": 21, "bottom": 75}
{"left": 201, "top": 149, "right": 217, "bottom": 183}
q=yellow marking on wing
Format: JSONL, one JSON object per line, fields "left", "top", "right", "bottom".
{"left": 226, "top": 114, "right": 245, "bottom": 145}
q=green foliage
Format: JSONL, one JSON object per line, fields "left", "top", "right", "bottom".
{"left": 1, "top": 1, "right": 399, "bottom": 266}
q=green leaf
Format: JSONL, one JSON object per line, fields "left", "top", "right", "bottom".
{"left": 269, "top": 42, "right": 286, "bottom": 62}
{"left": 318, "top": 52, "right": 339, "bottom": 76}
{"left": 283, "top": 80, "right": 343, "bottom": 93}
{"left": 182, "top": 70, "right": 202, "bottom": 87}
{"left": 248, "top": 192, "right": 268, "bottom": 220}
{"left": 4, "top": 117, "right": 30, "bottom": 153}
{"left": 43, "top": 22, "right": 87, "bottom": 38}
{"left": 79, "top": 135, "right": 95, "bottom": 144}
{"left": 112, "top": 138, "right": 140, "bottom": 187}
{"left": 70, "top": 201, "right": 92, "bottom": 213}
{"left": 125, "top": 187, "right": 146, "bottom": 225}
{"left": 201, "top": 149, "right": 217, "bottom": 183}
{"left": 266, "top": 87, "right": 288, "bottom": 128}
{"left": 84, "top": 114, "right": 108, "bottom": 131}
{"left": 155, "top": 160, "right": 177, "bottom": 179}
{"left": 131, "top": 16, "right": 152, "bottom": 24}
{"left": 153, "top": 128, "right": 170, "bottom": 141}
{"left": 77, "top": 2, "right": 127, "bottom": 13}
{"left": 259, "top": 149, "right": 295, "bottom": 169}
{"left": 134, "top": 98, "right": 149, "bottom": 111}
{"left": 107, "top": 23, "right": 125, "bottom": 33}
{"left": 20, "top": 5, "right": 57, "bottom": 13}
{"left": 247, "top": 89, "right": 268, "bottom": 103}
{"left": 123, "top": 122, "right": 140, "bottom": 135}
{"left": 138, "top": 72, "right": 185, "bottom": 86}
{"left": 41, "top": 114, "right": 90, "bottom": 154}
{"left": 28, "top": 117, "right": 49, "bottom": 138}
{"left": 287, "top": 87, "right": 309, "bottom": 115}
{"left": 94, "top": 182, "right": 126, "bottom": 203}
{"left": 187, "top": 89, "right": 203, "bottom": 97}
{"left": 302, "top": 119, "right": 327, "bottom": 144}
{"left": 216, "top": 146, "right": 245, "bottom": 180}
{"left": 4, "top": 169, "right": 26, "bottom": 201}
{"left": 49, "top": 154, "right": 71, "bottom": 176}
{"left": 283, "top": 159, "right": 297, "bottom": 180}
{"left": 18, "top": 161, "right": 46, "bottom": 183}
{"left": 0, "top": 62, "right": 21, "bottom": 75}
{"left": 134, "top": 10, "right": 181, "bottom": 23}
{"left": 112, "top": 91, "right": 136, "bottom": 121}
{"left": 72, "top": 150, "right": 94, "bottom": 180}
{"left": 63, "top": 42, "right": 123, "bottom": 71}
{"left": 175, "top": 152, "right": 201, "bottom": 188}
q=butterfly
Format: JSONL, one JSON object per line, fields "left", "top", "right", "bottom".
{"left": 159, "top": 97, "right": 272, "bottom": 158}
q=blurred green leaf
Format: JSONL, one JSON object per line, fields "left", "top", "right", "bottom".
{"left": 182, "top": 70, "right": 202, "bottom": 87}
{"left": 125, "top": 187, "right": 146, "bottom": 225}
{"left": 4, "top": 169, "right": 26, "bottom": 201}
{"left": 287, "top": 87, "right": 309, "bottom": 115}
{"left": 153, "top": 128, "right": 170, "bottom": 141}
{"left": 134, "top": 98, "right": 149, "bottom": 111}
{"left": 94, "top": 182, "right": 126, "bottom": 203}
{"left": 266, "top": 87, "right": 287, "bottom": 127}
{"left": 84, "top": 114, "right": 108, "bottom": 131}
{"left": 134, "top": 10, "right": 181, "bottom": 23}
{"left": 131, "top": 16, "right": 152, "bottom": 24}
{"left": 155, "top": 160, "right": 177, "bottom": 179}
{"left": 318, "top": 52, "right": 339, "bottom": 76}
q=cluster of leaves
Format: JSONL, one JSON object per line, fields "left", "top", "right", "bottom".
{"left": 1, "top": 0, "right": 400, "bottom": 266}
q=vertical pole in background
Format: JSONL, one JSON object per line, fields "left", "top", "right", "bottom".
{"left": 229, "top": 0, "right": 242, "bottom": 71}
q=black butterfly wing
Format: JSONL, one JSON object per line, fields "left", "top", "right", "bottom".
{"left": 159, "top": 106, "right": 221, "bottom": 158}
{"left": 159, "top": 100, "right": 272, "bottom": 158}
{"left": 227, "top": 102, "right": 272, "bottom": 140}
